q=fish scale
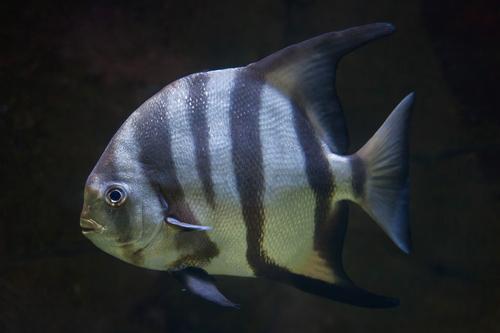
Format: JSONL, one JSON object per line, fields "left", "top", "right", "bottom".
{"left": 258, "top": 83, "right": 318, "bottom": 271}
{"left": 199, "top": 69, "right": 254, "bottom": 276}
{"left": 81, "top": 23, "right": 414, "bottom": 308}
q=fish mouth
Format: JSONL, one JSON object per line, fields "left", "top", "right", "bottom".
{"left": 80, "top": 218, "right": 105, "bottom": 235}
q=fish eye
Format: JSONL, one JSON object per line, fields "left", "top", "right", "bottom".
{"left": 105, "top": 186, "right": 127, "bottom": 207}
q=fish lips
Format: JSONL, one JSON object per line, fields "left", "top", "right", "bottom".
{"left": 80, "top": 218, "right": 106, "bottom": 235}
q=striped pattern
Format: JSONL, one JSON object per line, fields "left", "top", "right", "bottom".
{"left": 229, "top": 70, "right": 269, "bottom": 275}
{"left": 258, "top": 83, "right": 316, "bottom": 270}
{"left": 227, "top": 69, "right": 331, "bottom": 277}
{"left": 105, "top": 67, "right": 337, "bottom": 277}
{"left": 104, "top": 66, "right": 337, "bottom": 277}
{"left": 131, "top": 88, "right": 219, "bottom": 269}
{"left": 91, "top": 112, "right": 146, "bottom": 253}
{"left": 201, "top": 69, "right": 253, "bottom": 276}
{"left": 187, "top": 73, "right": 216, "bottom": 208}
{"left": 291, "top": 104, "right": 335, "bottom": 258}
{"left": 83, "top": 24, "right": 408, "bottom": 307}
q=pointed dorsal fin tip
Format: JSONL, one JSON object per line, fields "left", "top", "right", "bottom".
{"left": 247, "top": 23, "right": 396, "bottom": 154}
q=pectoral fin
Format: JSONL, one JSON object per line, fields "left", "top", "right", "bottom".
{"left": 165, "top": 217, "right": 212, "bottom": 232}
{"left": 173, "top": 267, "right": 238, "bottom": 308}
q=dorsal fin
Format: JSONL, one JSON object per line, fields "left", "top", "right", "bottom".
{"left": 248, "top": 23, "right": 395, "bottom": 153}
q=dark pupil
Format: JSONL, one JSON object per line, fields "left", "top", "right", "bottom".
{"left": 109, "top": 189, "right": 122, "bottom": 202}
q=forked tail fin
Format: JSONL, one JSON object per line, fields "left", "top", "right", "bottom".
{"left": 353, "top": 93, "right": 414, "bottom": 253}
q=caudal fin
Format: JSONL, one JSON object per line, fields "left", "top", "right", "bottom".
{"left": 355, "top": 93, "right": 414, "bottom": 253}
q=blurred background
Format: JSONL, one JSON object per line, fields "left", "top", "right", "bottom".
{"left": 1, "top": 0, "right": 499, "bottom": 332}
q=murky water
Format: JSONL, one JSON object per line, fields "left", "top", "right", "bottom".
{"left": 1, "top": 1, "right": 499, "bottom": 332}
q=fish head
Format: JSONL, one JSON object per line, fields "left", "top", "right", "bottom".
{"left": 80, "top": 145, "right": 166, "bottom": 264}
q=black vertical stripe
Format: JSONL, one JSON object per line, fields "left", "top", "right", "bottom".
{"left": 291, "top": 104, "right": 335, "bottom": 255}
{"left": 227, "top": 70, "right": 383, "bottom": 307}
{"left": 229, "top": 70, "right": 272, "bottom": 275}
{"left": 229, "top": 70, "right": 323, "bottom": 279}
{"left": 133, "top": 96, "right": 219, "bottom": 268}
{"left": 187, "top": 73, "right": 216, "bottom": 208}
{"left": 350, "top": 155, "right": 366, "bottom": 198}
{"left": 93, "top": 140, "right": 134, "bottom": 244}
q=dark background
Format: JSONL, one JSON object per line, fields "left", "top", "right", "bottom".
{"left": 1, "top": 0, "right": 499, "bottom": 332}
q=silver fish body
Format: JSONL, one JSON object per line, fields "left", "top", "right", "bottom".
{"left": 81, "top": 23, "right": 414, "bottom": 308}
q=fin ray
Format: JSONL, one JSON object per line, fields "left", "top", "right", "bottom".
{"left": 292, "top": 248, "right": 398, "bottom": 308}
{"left": 173, "top": 267, "right": 239, "bottom": 308}
{"left": 354, "top": 92, "right": 414, "bottom": 253}
{"left": 287, "top": 272, "right": 399, "bottom": 308}
{"left": 165, "top": 217, "right": 212, "bottom": 232}
{"left": 249, "top": 23, "right": 395, "bottom": 153}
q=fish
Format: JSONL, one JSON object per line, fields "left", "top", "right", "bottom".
{"left": 80, "top": 22, "right": 414, "bottom": 309}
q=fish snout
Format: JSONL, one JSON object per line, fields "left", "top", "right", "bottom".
{"left": 80, "top": 218, "right": 105, "bottom": 235}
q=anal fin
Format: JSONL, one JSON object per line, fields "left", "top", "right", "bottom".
{"left": 290, "top": 204, "right": 399, "bottom": 308}
{"left": 295, "top": 251, "right": 343, "bottom": 284}
{"left": 287, "top": 273, "right": 399, "bottom": 308}
{"left": 291, "top": 251, "right": 398, "bottom": 308}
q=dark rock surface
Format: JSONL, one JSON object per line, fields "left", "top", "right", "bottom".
{"left": 1, "top": 0, "right": 499, "bottom": 332}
